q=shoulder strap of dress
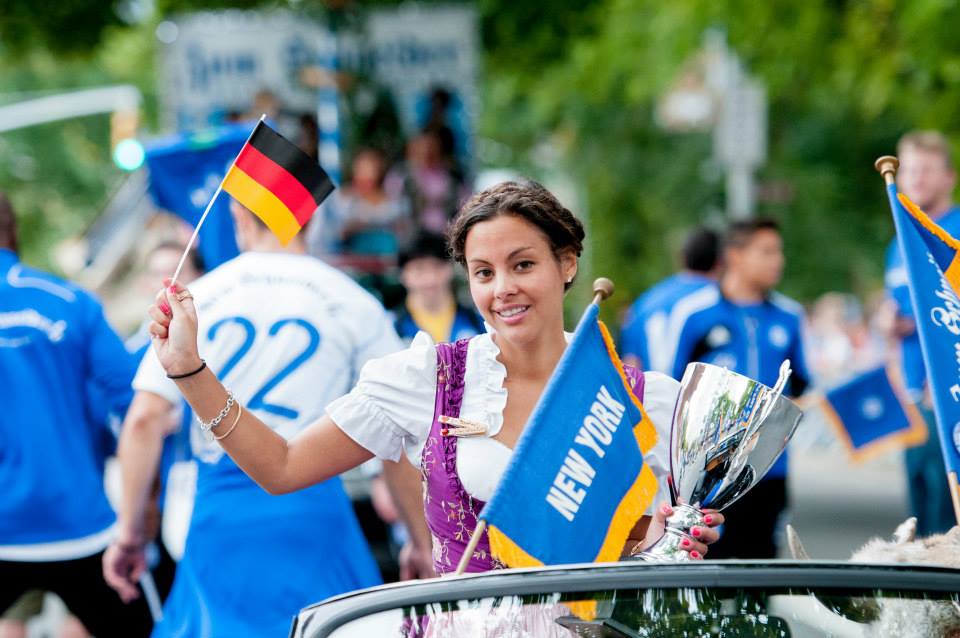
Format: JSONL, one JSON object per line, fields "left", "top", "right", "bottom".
{"left": 623, "top": 364, "right": 645, "bottom": 403}
{"left": 434, "top": 338, "right": 471, "bottom": 419}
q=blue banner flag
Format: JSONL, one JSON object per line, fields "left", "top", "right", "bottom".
{"left": 821, "top": 366, "right": 926, "bottom": 462}
{"left": 481, "top": 303, "right": 659, "bottom": 567}
{"left": 887, "top": 184, "right": 960, "bottom": 509}
{"left": 145, "top": 123, "right": 256, "bottom": 270}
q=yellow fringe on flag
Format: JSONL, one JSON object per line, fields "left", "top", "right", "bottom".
{"left": 599, "top": 320, "right": 658, "bottom": 455}
{"left": 898, "top": 193, "right": 960, "bottom": 291}
{"left": 487, "top": 525, "right": 544, "bottom": 569}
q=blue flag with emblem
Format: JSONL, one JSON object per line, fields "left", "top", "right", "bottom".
{"left": 821, "top": 366, "right": 926, "bottom": 463}
{"left": 145, "top": 123, "right": 256, "bottom": 270}
{"left": 480, "top": 302, "right": 660, "bottom": 567}
{"left": 886, "top": 181, "right": 960, "bottom": 516}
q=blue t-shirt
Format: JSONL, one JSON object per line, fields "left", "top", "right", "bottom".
{"left": 885, "top": 205, "right": 960, "bottom": 397}
{"left": 394, "top": 303, "right": 486, "bottom": 344}
{"left": 664, "top": 286, "right": 810, "bottom": 479}
{"left": 620, "top": 272, "right": 714, "bottom": 372}
{"left": 0, "top": 249, "right": 136, "bottom": 551}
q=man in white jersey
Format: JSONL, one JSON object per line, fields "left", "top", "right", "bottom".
{"left": 103, "top": 201, "right": 403, "bottom": 637}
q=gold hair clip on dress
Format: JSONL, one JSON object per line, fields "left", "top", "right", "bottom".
{"left": 439, "top": 415, "right": 488, "bottom": 437}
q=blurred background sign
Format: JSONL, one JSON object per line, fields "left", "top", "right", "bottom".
{"left": 158, "top": 10, "right": 336, "bottom": 131}
{"left": 367, "top": 4, "right": 479, "bottom": 166}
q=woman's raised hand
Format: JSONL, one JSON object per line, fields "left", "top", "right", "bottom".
{"left": 148, "top": 279, "right": 202, "bottom": 377}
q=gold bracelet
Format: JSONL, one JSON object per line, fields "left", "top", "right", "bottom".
{"left": 214, "top": 403, "right": 243, "bottom": 441}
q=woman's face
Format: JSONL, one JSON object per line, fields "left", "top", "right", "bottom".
{"left": 464, "top": 214, "right": 576, "bottom": 348}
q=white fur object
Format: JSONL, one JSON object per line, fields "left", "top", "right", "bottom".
{"left": 789, "top": 518, "right": 960, "bottom": 638}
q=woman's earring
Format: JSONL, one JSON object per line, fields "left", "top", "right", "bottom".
{"left": 566, "top": 276, "right": 573, "bottom": 284}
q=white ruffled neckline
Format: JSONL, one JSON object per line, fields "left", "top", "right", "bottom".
{"left": 464, "top": 331, "right": 510, "bottom": 437}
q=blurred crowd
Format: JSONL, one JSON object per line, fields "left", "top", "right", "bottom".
{"left": 3, "top": 76, "right": 959, "bottom": 636}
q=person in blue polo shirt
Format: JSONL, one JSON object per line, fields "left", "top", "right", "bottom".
{"left": 393, "top": 232, "right": 485, "bottom": 344}
{"left": 103, "top": 201, "right": 394, "bottom": 638}
{"left": 883, "top": 131, "right": 960, "bottom": 536}
{"left": 664, "top": 218, "right": 809, "bottom": 559}
{"left": 0, "top": 192, "right": 153, "bottom": 636}
{"left": 620, "top": 226, "right": 720, "bottom": 372}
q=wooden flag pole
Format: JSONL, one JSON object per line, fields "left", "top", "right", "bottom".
{"left": 950, "top": 473, "right": 960, "bottom": 527}
{"left": 169, "top": 114, "right": 266, "bottom": 286}
{"left": 454, "top": 278, "right": 617, "bottom": 577}
{"left": 875, "top": 154, "right": 960, "bottom": 526}
{"left": 455, "top": 520, "right": 486, "bottom": 576}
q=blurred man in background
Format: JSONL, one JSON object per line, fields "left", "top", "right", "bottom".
{"left": 620, "top": 226, "right": 720, "bottom": 372}
{"left": 0, "top": 192, "right": 152, "bottom": 637}
{"left": 883, "top": 130, "right": 960, "bottom": 536}
{"left": 664, "top": 218, "right": 810, "bottom": 558}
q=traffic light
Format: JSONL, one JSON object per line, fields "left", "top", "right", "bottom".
{"left": 110, "top": 109, "right": 145, "bottom": 171}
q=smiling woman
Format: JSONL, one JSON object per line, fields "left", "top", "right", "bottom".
{"left": 141, "top": 179, "right": 724, "bottom": 579}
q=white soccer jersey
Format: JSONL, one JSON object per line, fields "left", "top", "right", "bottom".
{"left": 134, "top": 252, "right": 403, "bottom": 464}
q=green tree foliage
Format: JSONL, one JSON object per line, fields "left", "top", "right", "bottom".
{"left": 0, "top": 22, "right": 158, "bottom": 269}
{"left": 479, "top": 0, "right": 960, "bottom": 316}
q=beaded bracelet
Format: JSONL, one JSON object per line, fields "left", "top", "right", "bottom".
{"left": 199, "top": 391, "right": 236, "bottom": 433}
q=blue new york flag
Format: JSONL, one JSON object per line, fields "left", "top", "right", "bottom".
{"left": 145, "top": 123, "right": 255, "bottom": 270}
{"left": 888, "top": 184, "right": 960, "bottom": 503}
{"left": 821, "top": 366, "right": 926, "bottom": 462}
{"left": 482, "top": 302, "right": 660, "bottom": 567}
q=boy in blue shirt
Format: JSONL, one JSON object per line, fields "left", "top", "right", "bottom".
{"left": 0, "top": 193, "right": 152, "bottom": 636}
{"left": 393, "top": 233, "right": 484, "bottom": 344}
{"left": 665, "top": 218, "right": 809, "bottom": 559}
{"left": 620, "top": 227, "right": 720, "bottom": 372}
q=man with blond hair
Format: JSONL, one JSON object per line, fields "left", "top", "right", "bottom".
{"left": 884, "top": 130, "right": 960, "bottom": 535}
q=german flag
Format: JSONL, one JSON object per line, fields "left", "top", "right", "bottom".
{"left": 222, "top": 121, "right": 334, "bottom": 244}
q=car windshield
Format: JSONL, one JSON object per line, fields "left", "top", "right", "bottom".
{"left": 327, "top": 586, "right": 960, "bottom": 637}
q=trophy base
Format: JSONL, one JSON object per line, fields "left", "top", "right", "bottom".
{"left": 628, "top": 504, "right": 706, "bottom": 562}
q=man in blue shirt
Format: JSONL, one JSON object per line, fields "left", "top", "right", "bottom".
{"left": 0, "top": 193, "right": 152, "bottom": 636}
{"left": 665, "top": 218, "right": 809, "bottom": 559}
{"left": 883, "top": 131, "right": 960, "bottom": 536}
{"left": 620, "top": 227, "right": 720, "bottom": 372}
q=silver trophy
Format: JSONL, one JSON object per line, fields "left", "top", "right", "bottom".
{"left": 635, "top": 360, "right": 803, "bottom": 561}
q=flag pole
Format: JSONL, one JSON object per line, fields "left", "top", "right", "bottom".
{"left": 875, "top": 154, "right": 960, "bottom": 526}
{"left": 169, "top": 114, "right": 267, "bottom": 286}
{"left": 592, "top": 277, "right": 615, "bottom": 305}
{"left": 453, "top": 278, "right": 618, "bottom": 577}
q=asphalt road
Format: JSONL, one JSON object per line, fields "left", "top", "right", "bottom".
{"left": 784, "top": 441, "right": 911, "bottom": 560}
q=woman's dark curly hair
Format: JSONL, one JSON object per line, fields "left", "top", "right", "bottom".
{"left": 447, "top": 180, "right": 585, "bottom": 290}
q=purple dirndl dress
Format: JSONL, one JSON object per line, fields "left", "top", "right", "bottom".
{"left": 422, "top": 338, "right": 646, "bottom": 575}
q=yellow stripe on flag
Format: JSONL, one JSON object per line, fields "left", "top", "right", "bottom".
{"left": 599, "top": 320, "right": 658, "bottom": 455}
{"left": 487, "top": 525, "right": 544, "bottom": 569}
{"left": 223, "top": 166, "right": 302, "bottom": 245}
{"left": 898, "top": 193, "right": 960, "bottom": 292}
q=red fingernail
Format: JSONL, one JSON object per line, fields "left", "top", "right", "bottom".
{"left": 661, "top": 504, "right": 672, "bottom": 515}
{"left": 704, "top": 515, "right": 714, "bottom": 525}
{"left": 681, "top": 539, "right": 691, "bottom": 548}
{"left": 168, "top": 285, "right": 177, "bottom": 292}
{"left": 692, "top": 527, "right": 702, "bottom": 537}
{"left": 160, "top": 303, "right": 171, "bottom": 315}
{"left": 691, "top": 551, "right": 701, "bottom": 559}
